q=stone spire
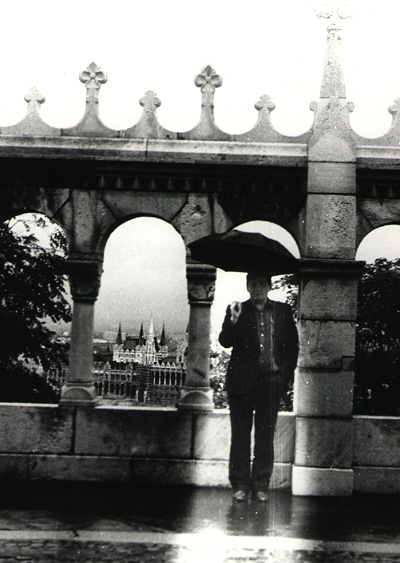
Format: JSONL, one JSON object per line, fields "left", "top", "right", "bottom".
{"left": 309, "top": 3, "right": 355, "bottom": 160}
{"left": 316, "top": 5, "right": 350, "bottom": 99}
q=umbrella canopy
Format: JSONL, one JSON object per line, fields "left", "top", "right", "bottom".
{"left": 188, "top": 230, "right": 298, "bottom": 275}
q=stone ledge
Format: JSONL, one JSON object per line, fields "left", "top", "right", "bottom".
{"left": 292, "top": 466, "right": 353, "bottom": 496}
{"left": 354, "top": 466, "right": 400, "bottom": 494}
{"left": 0, "top": 454, "right": 291, "bottom": 489}
{"left": 0, "top": 403, "right": 74, "bottom": 454}
{"left": 0, "top": 136, "right": 307, "bottom": 166}
{"left": 353, "top": 416, "right": 400, "bottom": 467}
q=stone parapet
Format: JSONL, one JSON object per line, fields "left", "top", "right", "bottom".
{"left": 0, "top": 405, "right": 398, "bottom": 493}
{"left": 295, "top": 418, "right": 353, "bottom": 468}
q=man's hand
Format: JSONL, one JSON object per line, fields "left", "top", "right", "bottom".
{"left": 230, "top": 301, "right": 242, "bottom": 325}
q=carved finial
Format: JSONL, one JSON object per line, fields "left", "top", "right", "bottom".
{"left": 388, "top": 97, "right": 400, "bottom": 135}
{"left": 139, "top": 90, "right": 161, "bottom": 113}
{"left": 255, "top": 95, "right": 276, "bottom": 114}
{"left": 24, "top": 87, "right": 45, "bottom": 113}
{"left": 79, "top": 62, "right": 107, "bottom": 103}
{"left": 389, "top": 98, "right": 400, "bottom": 117}
{"left": 315, "top": 2, "right": 353, "bottom": 33}
{"left": 195, "top": 65, "right": 222, "bottom": 107}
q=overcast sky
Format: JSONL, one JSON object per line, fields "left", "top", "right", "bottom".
{"left": 5, "top": 0, "right": 400, "bottom": 335}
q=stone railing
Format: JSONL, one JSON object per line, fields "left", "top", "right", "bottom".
{"left": 0, "top": 403, "right": 398, "bottom": 494}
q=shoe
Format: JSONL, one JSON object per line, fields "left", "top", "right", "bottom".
{"left": 254, "top": 491, "right": 268, "bottom": 503}
{"left": 232, "top": 490, "right": 248, "bottom": 503}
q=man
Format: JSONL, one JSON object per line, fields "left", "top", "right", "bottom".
{"left": 219, "top": 271, "right": 298, "bottom": 502}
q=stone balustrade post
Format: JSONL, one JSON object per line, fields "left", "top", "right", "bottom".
{"left": 178, "top": 262, "right": 216, "bottom": 411}
{"left": 59, "top": 256, "right": 103, "bottom": 407}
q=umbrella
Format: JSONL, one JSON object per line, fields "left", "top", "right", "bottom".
{"left": 188, "top": 230, "right": 298, "bottom": 275}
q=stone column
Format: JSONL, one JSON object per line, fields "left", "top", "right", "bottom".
{"left": 292, "top": 257, "right": 364, "bottom": 496}
{"left": 59, "top": 256, "right": 102, "bottom": 407}
{"left": 178, "top": 262, "right": 216, "bottom": 411}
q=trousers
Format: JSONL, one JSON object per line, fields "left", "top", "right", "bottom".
{"left": 227, "top": 374, "right": 285, "bottom": 493}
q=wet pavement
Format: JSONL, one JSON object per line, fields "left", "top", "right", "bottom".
{"left": 0, "top": 482, "right": 398, "bottom": 561}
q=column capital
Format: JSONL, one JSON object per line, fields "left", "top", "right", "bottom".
{"left": 67, "top": 256, "right": 103, "bottom": 302}
{"left": 186, "top": 261, "right": 217, "bottom": 305}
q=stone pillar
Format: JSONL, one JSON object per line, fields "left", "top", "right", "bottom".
{"left": 291, "top": 12, "right": 362, "bottom": 495}
{"left": 59, "top": 256, "right": 103, "bottom": 407}
{"left": 178, "top": 262, "right": 216, "bottom": 411}
{"left": 292, "top": 257, "right": 364, "bottom": 496}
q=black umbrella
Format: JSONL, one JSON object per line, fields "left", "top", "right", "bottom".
{"left": 188, "top": 230, "right": 298, "bottom": 275}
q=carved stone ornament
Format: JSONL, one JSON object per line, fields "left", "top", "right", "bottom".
{"left": 254, "top": 94, "right": 276, "bottom": 114}
{"left": 139, "top": 90, "right": 161, "bottom": 113}
{"left": 24, "top": 87, "right": 45, "bottom": 113}
{"left": 187, "top": 262, "right": 217, "bottom": 304}
{"left": 68, "top": 259, "right": 103, "bottom": 302}
{"left": 195, "top": 65, "right": 222, "bottom": 107}
{"left": 315, "top": 2, "right": 353, "bottom": 32}
{"left": 187, "top": 281, "right": 216, "bottom": 304}
{"left": 79, "top": 62, "right": 108, "bottom": 103}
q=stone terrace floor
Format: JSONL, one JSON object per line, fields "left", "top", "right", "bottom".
{"left": 0, "top": 482, "right": 398, "bottom": 562}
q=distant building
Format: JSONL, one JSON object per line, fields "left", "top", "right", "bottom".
{"left": 47, "top": 317, "right": 186, "bottom": 407}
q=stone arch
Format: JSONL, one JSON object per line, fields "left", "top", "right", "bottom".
{"left": 356, "top": 224, "right": 400, "bottom": 263}
{"left": 95, "top": 215, "right": 188, "bottom": 355}
{"left": 98, "top": 212, "right": 186, "bottom": 257}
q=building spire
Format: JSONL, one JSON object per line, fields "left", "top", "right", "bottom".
{"left": 147, "top": 315, "right": 155, "bottom": 340}
{"left": 160, "top": 323, "right": 167, "bottom": 347}
{"left": 116, "top": 322, "right": 123, "bottom": 345}
{"left": 139, "top": 322, "right": 145, "bottom": 344}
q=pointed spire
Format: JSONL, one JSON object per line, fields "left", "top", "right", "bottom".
{"left": 116, "top": 323, "right": 123, "bottom": 346}
{"left": 160, "top": 323, "right": 166, "bottom": 347}
{"left": 147, "top": 315, "right": 154, "bottom": 340}
{"left": 139, "top": 322, "right": 145, "bottom": 345}
{"left": 316, "top": 4, "right": 352, "bottom": 99}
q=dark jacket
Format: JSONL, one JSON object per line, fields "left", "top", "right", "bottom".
{"left": 219, "top": 299, "right": 298, "bottom": 394}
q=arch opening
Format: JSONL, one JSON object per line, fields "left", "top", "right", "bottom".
{"left": 354, "top": 224, "right": 400, "bottom": 416}
{"left": 94, "top": 216, "right": 188, "bottom": 408}
{"left": 211, "top": 220, "right": 300, "bottom": 411}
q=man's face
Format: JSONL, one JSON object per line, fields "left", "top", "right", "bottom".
{"left": 246, "top": 275, "right": 271, "bottom": 304}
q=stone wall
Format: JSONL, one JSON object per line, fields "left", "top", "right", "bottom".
{"left": 0, "top": 404, "right": 398, "bottom": 494}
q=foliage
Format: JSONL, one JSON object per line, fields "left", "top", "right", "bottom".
{"left": 0, "top": 214, "right": 71, "bottom": 402}
{"left": 210, "top": 349, "right": 230, "bottom": 408}
{"left": 272, "top": 274, "right": 299, "bottom": 317}
{"left": 354, "top": 258, "right": 400, "bottom": 415}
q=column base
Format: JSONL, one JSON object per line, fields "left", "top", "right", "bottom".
{"left": 178, "top": 386, "right": 214, "bottom": 412}
{"left": 59, "top": 384, "right": 99, "bottom": 407}
{"left": 292, "top": 465, "right": 353, "bottom": 496}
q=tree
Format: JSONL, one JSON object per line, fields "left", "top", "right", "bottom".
{"left": 0, "top": 214, "right": 71, "bottom": 402}
{"left": 355, "top": 258, "right": 400, "bottom": 415}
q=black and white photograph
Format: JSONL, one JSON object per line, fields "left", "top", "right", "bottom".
{"left": 0, "top": 1, "right": 399, "bottom": 561}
